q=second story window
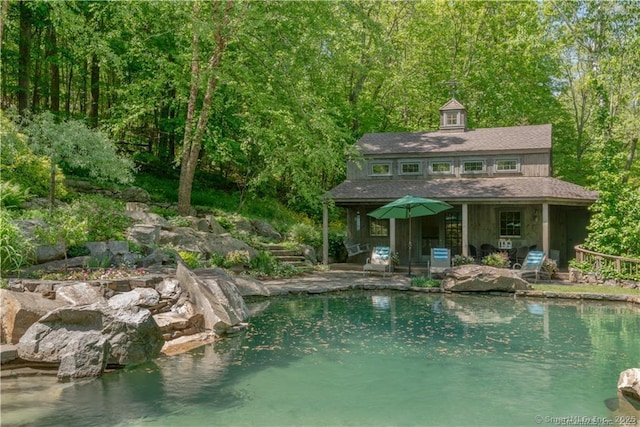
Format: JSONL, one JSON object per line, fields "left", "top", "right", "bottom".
{"left": 400, "top": 161, "right": 422, "bottom": 175}
{"left": 496, "top": 158, "right": 520, "bottom": 172}
{"left": 429, "top": 160, "right": 453, "bottom": 174}
{"left": 462, "top": 160, "right": 485, "bottom": 173}
{"left": 370, "top": 161, "right": 391, "bottom": 176}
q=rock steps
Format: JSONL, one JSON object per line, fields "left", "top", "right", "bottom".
{"left": 264, "top": 244, "right": 313, "bottom": 270}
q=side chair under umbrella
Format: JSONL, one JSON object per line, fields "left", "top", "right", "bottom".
{"left": 368, "top": 195, "right": 453, "bottom": 276}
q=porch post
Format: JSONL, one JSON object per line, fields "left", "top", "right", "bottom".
{"left": 390, "top": 218, "right": 396, "bottom": 255}
{"left": 461, "top": 203, "right": 469, "bottom": 256}
{"left": 542, "top": 203, "right": 549, "bottom": 255}
{"left": 322, "top": 202, "right": 329, "bottom": 265}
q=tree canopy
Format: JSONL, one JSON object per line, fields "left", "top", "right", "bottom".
{"left": 1, "top": 0, "right": 638, "bottom": 255}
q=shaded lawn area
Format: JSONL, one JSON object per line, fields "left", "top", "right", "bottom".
{"left": 532, "top": 283, "right": 640, "bottom": 296}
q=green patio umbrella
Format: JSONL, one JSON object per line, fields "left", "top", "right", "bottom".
{"left": 368, "top": 195, "right": 453, "bottom": 275}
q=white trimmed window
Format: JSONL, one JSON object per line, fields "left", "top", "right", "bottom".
{"left": 462, "top": 159, "right": 485, "bottom": 173}
{"left": 370, "top": 161, "right": 392, "bottom": 176}
{"left": 370, "top": 218, "right": 389, "bottom": 237}
{"left": 446, "top": 112, "right": 458, "bottom": 126}
{"left": 429, "top": 160, "right": 453, "bottom": 175}
{"left": 399, "top": 161, "right": 422, "bottom": 175}
{"left": 496, "top": 158, "right": 520, "bottom": 173}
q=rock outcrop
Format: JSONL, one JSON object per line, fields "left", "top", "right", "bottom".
{"left": 618, "top": 368, "right": 640, "bottom": 402}
{"left": 17, "top": 291, "right": 164, "bottom": 380}
{"left": 442, "top": 265, "right": 531, "bottom": 292}
{"left": 1, "top": 289, "right": 66, "bottom": 344}
{"left": 176, "top": 264, "right": 248, "bottom": 334}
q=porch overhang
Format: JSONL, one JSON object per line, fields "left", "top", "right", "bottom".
{"left": 326, "top": 177, "right": 598, "bottom": 207}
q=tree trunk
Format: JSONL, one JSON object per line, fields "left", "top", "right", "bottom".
{"left": 622, "top": 137, "right": 637, "bottom": 184}
{"left": 48, "top": 25, "right": 60, "bottom": 114}
{"left": 177, "top": 0, "right": 234, "bottom": 216}
{"left": 18, "top": 0, "right": 31, "bottom": 114}
{"left": 89, "top": 54, "right": 100, "bottom": 128}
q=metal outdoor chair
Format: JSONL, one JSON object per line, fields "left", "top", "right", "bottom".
{"left": 363, "top": 246, "right": 392, "bottom": 277}
{"left": 517, "top": 251, "right": 550, "bottom": 283}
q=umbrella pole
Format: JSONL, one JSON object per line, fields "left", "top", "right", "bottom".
{"left": 408, "top": 209, "right": 412, "bottom": 276}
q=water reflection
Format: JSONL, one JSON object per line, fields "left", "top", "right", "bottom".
{"left": 2, "top": 292, "right": 638, "bottom": 426}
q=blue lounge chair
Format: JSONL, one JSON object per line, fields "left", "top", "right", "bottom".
{"left": 517, "top": 251, "right": 550, "bottom": 282}
{"left": 363, "top": 246, "right": 392, "bottom": 277}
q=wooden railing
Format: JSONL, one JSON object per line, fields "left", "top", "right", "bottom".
{"left": 574, "top": 245, "right": 640, "bottom": 280}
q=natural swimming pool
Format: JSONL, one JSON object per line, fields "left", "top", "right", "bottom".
{"left": 2, "top": 292, "right": 639, "bottom": 426}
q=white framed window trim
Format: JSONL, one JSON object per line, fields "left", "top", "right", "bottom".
{"left": 399, "top": 161, "right": 422, "bottom": 175}
{"left": 369, "top": 161, "right": 392, "bottom": 176}
{"left": 429, "top": 159, "right": 454, "bottom": 175}
{"left": 495, "top": 158, "right": 520, "bottom": 173}
{"left": 461, "top": 159, "right": 486, "bottom": 174}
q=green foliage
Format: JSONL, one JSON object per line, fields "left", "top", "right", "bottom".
{"left": 482, "top": 252, "right": 511, "bottom": 268}
{"left": 68, "top": 195, "right": 132, "bottom": 241}
{"left": 584, "top": 176, "right": 640, "bottom": 258}
{"left": 452, "top": 254, "right": 475, "bottom": 266}
{"left": 1, "top": 112, "right": 67, "bottom": 199}
{"left": 288, "top": 223, "right": 321, "bottom": 248}
{"left": 34, "top": 206, "right": 89, "bottom": 254}
{"left": 224, "top": 250, "right": 250, "bottom": 267}
{"left": 208, "top": 253, "right": 226, "bottom": 268}
{"left": 248, "top": 252, "right": 303, "bottom": 279}
{"left": 328, "top": 230, "right": 347, "bottom": 259}
{"left": 0, "top": 210, "right": 35, "bottom": 273}
{"left": 410, "top": 276, "right": 440, "bottom": 288}
{"left": 178, "top": 251, "right": 202, "bottom": 269}
{"left": 66, "top": 245, "right": 91, "bottom": 258}
{"left": 21, "top": 111, "right": 135, "bottom": 185}
{"left": 0, "top": 181, "right": 31, "bottom": 209}
{"left": 168, "top": 216, "right": 192, "bottom": 228}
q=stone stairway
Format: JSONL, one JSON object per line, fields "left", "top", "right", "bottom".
{"left": 264, "top": 244, "right": 312, "bottom": 270}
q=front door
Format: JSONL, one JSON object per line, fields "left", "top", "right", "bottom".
{"left": 444, "top": 211, "right": 462, "bottom": 257}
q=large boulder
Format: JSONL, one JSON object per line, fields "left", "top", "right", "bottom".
{"left": 159, "top": 227, "right": 257, "bottom": 260}
{"left": 618, "top": 368, "right": 640, "bottom": 402}
{"left": 176, "top": 264, "right": 248, "bottom": 334}
{"left": 119, "top": 186, "right": 150, "bottom": 203}
{"left": 442, "top": 265, "right": 531, "bottom": 293}
{"left": 127, "top": 224, "right": 161, "bottom": 246}
{"left": 17, "top": 290, "right": 164, "bottom": 380}
{"left": 232, "top": 276, "right": 271, "bottom": 297}
{"left": 1, "top": 289, "right": 66, "bottom": 344}
{"left": 252, "top": 219, "right": 282, "bottom": 241}
{"left": 126, "top": 212, "right": 171, "bottom": 230}
{"left": 15, "top": 219, "right": 65, "bottom": 264}
{"left": 56, "top": 282, "right": 105, "bottom": 306}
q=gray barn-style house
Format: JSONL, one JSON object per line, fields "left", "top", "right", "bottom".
{"left": 322, "top": 99, "right": 598, "bottom": 269}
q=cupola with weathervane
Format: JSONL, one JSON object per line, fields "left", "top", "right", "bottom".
{"left": 439, "top": 98, "right": 467, "bottom": 132}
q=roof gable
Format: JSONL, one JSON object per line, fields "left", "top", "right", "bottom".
{"left": 439, "top": 98, "right": 466, "bottom": 111}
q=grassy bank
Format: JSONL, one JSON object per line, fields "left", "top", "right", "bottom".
{"left": 532, "top": 283, "right": 640, "bottom": 296}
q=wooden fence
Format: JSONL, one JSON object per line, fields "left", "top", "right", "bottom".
{"left": 574, "top": 245, "right": 640, "bottom": 280}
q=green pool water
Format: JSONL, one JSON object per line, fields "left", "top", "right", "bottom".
{"left": 2, "top": 292, "right": 638, "bottom": 426}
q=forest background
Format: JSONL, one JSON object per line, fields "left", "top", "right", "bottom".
{"left": 1, "top": 0, "right": 639, "bottom": 259}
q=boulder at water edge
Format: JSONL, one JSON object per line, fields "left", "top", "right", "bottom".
{"left": 1, "top": 289, "right": 66, "bottom": 344}
{"left": 17, "top": 290, "right": 164, "bottom": 380}
{"left": 442, "top": 265, "right": 531, "bottom": 292}
{"left": 618, "top": 368, "right": 640, "bottom": 402}
{"left": 176, "top": 263, "right": 248, "bottom": 334}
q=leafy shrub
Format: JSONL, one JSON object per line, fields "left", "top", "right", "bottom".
{"left": 224, "top": 250, "right": 250, "bottom": 267}
{"left": 411, "top": 276, "right": 440, "bottom": 288}
{"left": 328, "top": 230, "right": 347, "bottom": 260}
{"left": 482, "top": 251, "right": 510, "bottom": 268}
{"left": 542, "top": 258, "right": 558, "bottom": 277}
{"left": 178, "top": 251, "right": 202, "bottom": 269}
{"left": 288, "top": 222, "right": 321, "bottom": 247}
{"left": 66, "top": 245, "right": 91, "bottom": 258}
{"left": 452, "top": 254, "right": 475, "bottom": 266}
{"left": 1, "top": 113, "right": 67, "bottom": 199}
{"left": 0, "top": 181, "right": 32, "bottom": 209}
{"left": 169, "top": 216, "right": 192, "bottom": 228}
{"left": 0, "top": 210, "right": 35, "bottom": 273}
{"left": 69, "top": 195, "right": 132, "bottom": 241}
{"left": 208, "top": 253, "right": 226, "bottom": 267}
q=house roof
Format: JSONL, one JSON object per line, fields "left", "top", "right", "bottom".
{"left": 327, "top": 177, "right": 598, "bottom": 206}
{"left": 439, "top": 98, "right": 466, "bottom": 111}
{"left": 356, "top": 123, "right": 552, "bottom": 156}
